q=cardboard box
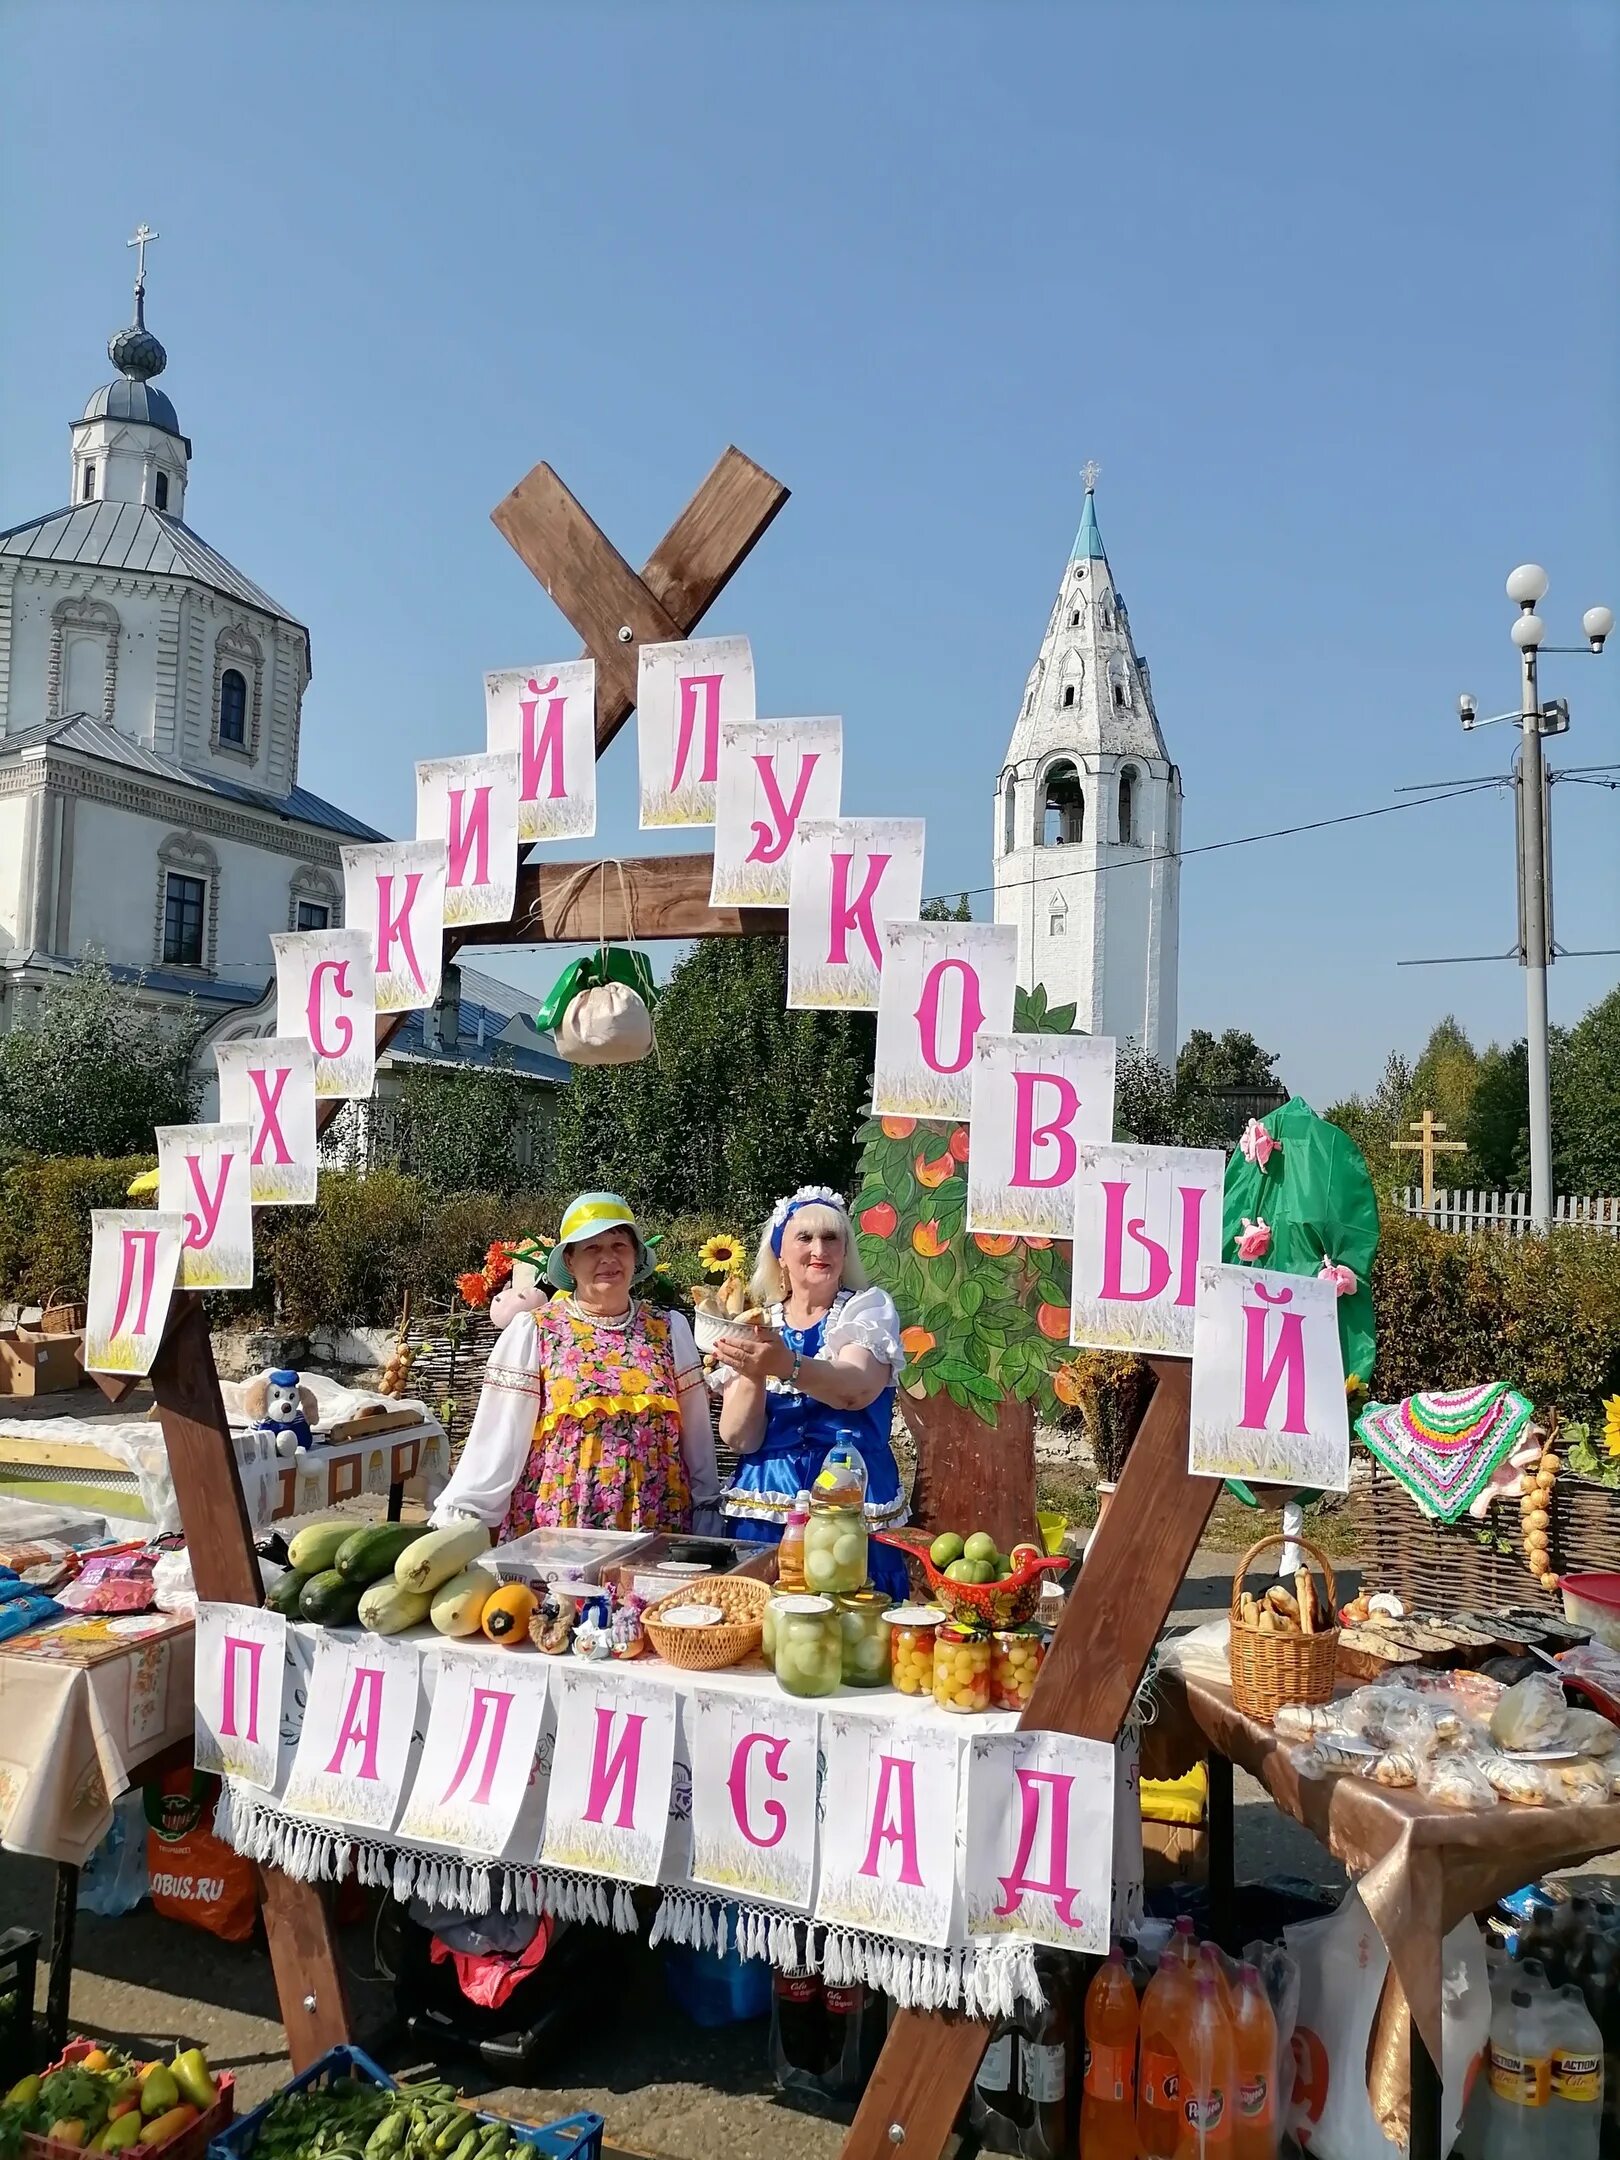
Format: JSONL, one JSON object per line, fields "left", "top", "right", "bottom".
{"left": 0, "top": 1327, "right": 84, "bottom": 1397}
{"left": 1142, "top": 1818, "right": 1209, "bottom": 1888}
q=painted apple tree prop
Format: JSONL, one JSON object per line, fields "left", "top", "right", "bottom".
{"left": 853, "top": 982, "right": 1079, "bottom": 1546}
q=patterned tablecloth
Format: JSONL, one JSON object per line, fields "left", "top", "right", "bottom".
{"left": 0, "top": 1610, "right": 196, "bottom": 1865}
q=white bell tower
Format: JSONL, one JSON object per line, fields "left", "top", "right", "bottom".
{"left": 993, "top": 472, "right": 1181, "bottom": 1065}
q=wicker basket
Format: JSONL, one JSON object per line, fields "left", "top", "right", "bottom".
{"left": 1229, "top": 1533, "right": 1340, "bottom": 1723}
{"left": 37, "top": 1293, "right": 87, "bottom": 1337}
{"left": 1344, "top": 1456, "right": 1559, "bottom": 1615}
{"left": 644, "top": 1573, "right": 770, "bottom": 1671}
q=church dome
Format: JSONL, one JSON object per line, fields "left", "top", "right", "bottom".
{"left": 81, "top": 375, "right": 182, "bottom": 435}
{"left": 108, "top": 316, "right": 167, "bottom": 381}
{"left": 84, "top": 241, "right": 181, "bottom": 438}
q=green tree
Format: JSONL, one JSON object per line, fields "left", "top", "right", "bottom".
{"left": 1467, "top": 1040, "right": 1529, "bottom": 1188}
{"left": 0, "top": 955, "right": 202, "bottom": 1159}
{"left": 1551, "top": 987, "right": 1620, "bottom": 1194}
{"left": 1407, "top": 1015, "right": 1480, "bottom": 1189}
{"left": 543, "top": 936, "right": 875, "bottom": 1225}
{"left": 1175, "top": 1027, "right": 1279, "bottom": 1098}
{"left": 389, "top": 1063, "right": 552, "bottom": 1197}
{"left": 920, "top": 893, "right": 973, "bottom": 921}
{"left": 1328, "top": 1051, "right": 1414, "bottom": 1192}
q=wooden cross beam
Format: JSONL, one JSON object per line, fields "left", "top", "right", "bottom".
{"left": 1390, "top": 1107, "right": 1467, "bottom": 1211}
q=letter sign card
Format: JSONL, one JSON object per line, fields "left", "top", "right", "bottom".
{"left": 541, "top": 1665, "right": 677, "bottom": 1886}
{"left": 193, "top": 1601, "right": 287, "bottom": 1791}
{"left": 967, "top": 1033, "right": 1118, "bottom": 1240}
{"left": 788, "top": 817, "right": 926, "bottom": 1011}
{"left": 814, "top": 1712, "right": 959, "bottom": 1949}
{"left": 341, "top": 840, "right": 448, "bottom": 1013}
{"left": 637, "top": 633, "right": 755, "bottom": 828}
{"left": 84, "top": 1208, "right": 186, "bottom": 1375}
{"left": 485, "top": 659, "right": 597, "bottom": 844}
{"left": 1069, "top": 1145, "right": 1226, "bottom": 1357}
{"left": 282, "top": 1630, "right": 422, "bottom": 1832}
{"left": 963, "top": 1730, "right": 1114, "bottom": 1952}
{"left": 214, "top": 1039, "right": 318, "bottom": 1206}
{"left": 416, "top": 752, "right": 520, "bottom": 928}
{"left": 155, "top": 1122, "right": 254, "bottom": 1291}
{"left": 686, "top": 1688, "right": 819, "bottom": 1912}
{"left": 274, "top": 928, "right": 376, "bottom": 1100}
{"left": 396, "top": 1646, "right": 550, "bottom": 1857}
{"left": 710, "top": 717, "right": 844, "bottom": 908}
{"left": 872, "top": 920, "right": 1019, "bottom": 1122}
{"left": 1189, "top": 1262, "right": 1351, "bottom": 1490}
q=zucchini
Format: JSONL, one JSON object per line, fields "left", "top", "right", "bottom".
{"left": 395, "top": 1521, "right": 491, "bottom": 1596}
{"left": 429, "top": 1567, "right": 494, "bottom": 1638}
{"left": 358, "top": 1579, "right": 433, "bottom": 1636}
{"left": 335, "top": 1521, "right": 433, "bottom": 1584}
{"left": 286, "top": 1519, "right": 355, "bottom": 1574}
{"left": 298, "top": 1568, "right": 364, "bottom": 1626}
{"left": 265, "top": 1568, "right": 309, "bottom": 1617}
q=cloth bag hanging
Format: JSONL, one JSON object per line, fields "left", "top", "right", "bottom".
{"left": 535, "top": 863, "right": 658, "bottom": 1067}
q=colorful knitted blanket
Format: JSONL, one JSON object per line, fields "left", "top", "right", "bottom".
{"left": 1354, "top": 1383, "right": 1536, "bottom": 1523}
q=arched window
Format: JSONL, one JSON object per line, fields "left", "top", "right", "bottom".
{"left": 155, "top": 472, "right": 170, "bottom": 511}
{"left": 81, "top": 464, "right": 97, "bottom": 502}
{"left": 1042, "top": 760, "right": 1084, "bottom": 847}
{"left": 1062, "top": 684, "right": 1076, "bottom": 708}
{"left": 1118, "top": 765, "right": 1138, "bottom": 845}
{"left": 1002, "top": 782, "right": 1017, "bottom": 855}
{"left": 218, "top": 669, "right": 248, "bottom": 746}
{"left": 1113, "top": 678, "right": 1128, "bottom": 709}
{"left": 1070, "top": 608, "right": 1081, "bottom": 626}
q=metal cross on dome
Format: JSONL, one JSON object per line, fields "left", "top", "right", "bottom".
{"left": 126, "top": 221, "right": 159, "bottom": 288}
{"left": 1082, "top": 457, "right": 1102, "bottom": 492}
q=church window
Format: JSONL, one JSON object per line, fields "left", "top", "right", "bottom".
{"left": 1118, "top": 765, "right": 1138, "bottom": 845}
{"left": 1070, "top": 608, "right": 1081, "bottom": 626}
{"left": 1002, "top": 783, "right": 1016, "bottom": 855}
{"left": 155, "top": 471, "right": 169, "bottom": 511}
{"left": 1112, "top": 676, "right": 1128, "bottom": 709}
{"left": 1062, "top": 684, "right": 1076, "bottom": 708}
{"left": 296, "top": 900, "right": 330, "bottom": 932}
{"left": 219, "top": 669, "right": 248, "bottom": 746}
{"left": 1048, "top": 898, "right": 1068, "bottom": 938}
{"left": 162, "top": 873, "right": 207, "bottom": 967}
{"left": 1102, "top": 605, "right": 1113, "bottom": 630}
{"left": 81, "top": 464, "right": 96, "bottom": 502}
{"left": 1042, "top": 759, "right": 1084, "bottom": 847}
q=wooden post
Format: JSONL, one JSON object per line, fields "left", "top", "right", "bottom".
{"left": 840, "top": 1361, "right": 1218, "bottom": 2160}
{"left": 1390, "top": 1109, "right": 1467, "bottom": 1213}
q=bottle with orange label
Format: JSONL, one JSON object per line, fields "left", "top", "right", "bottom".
{"left": 1080, "top": 1945, "right": 1139, "bottom": 2160}
{"left": 1176, "top": 1971, "right": 1237, "bottom": 2159}
{"left": 1484, "top": 1985, "right": 1552, "bottom": 2160}
{"left": 1138, "top": 1920, "right": 1199, "bottom": 2160}
{"left": 1230, "top": 1961, "right": 1280, "bottom": 2160}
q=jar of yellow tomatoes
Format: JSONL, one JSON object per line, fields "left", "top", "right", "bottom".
{"left": 990, "top": 1626, "right": 1046, "bottom": 1710}
{"left": 882, "top": 1605, "right": 945, "bottom": 1695}
{"left": 932, "top": 1624, "right": 992, "bottom": 1713}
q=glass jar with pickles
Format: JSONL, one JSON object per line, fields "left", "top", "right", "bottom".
{"left": 932, "top": 1624, "right": 992, "bottom": 1713}
{"left": 771, "top": 1594, "right": 843, "bottom": 1699}
{"left": 884, "top": 1606, "right": 945, "bottom": 1695}
{"left": 990, "top": 1626, "right": 1046, "bottom": 1711}
{"left": 834, "top": 1588, "right": 892, "bottom": 1687}
{"left": 802, "top": 1445, "right": 869, "bottom": 1597}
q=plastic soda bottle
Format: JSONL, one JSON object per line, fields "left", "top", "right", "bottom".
{"left": 776, "top": 1491, "right": 811, "bottom": 1592}
{"left": 1230, "top": 1962, "right": 1280, "bottom": 2160}
{"left": 1139, "top": 1924, "right": 1199, "bottom": 2159}
{"left": 1484, "top": 1985, "right": 1552, "bottom": 2160}
{"left": 1176, "top": 1971, "right": 1237, "bottom": 2158}
{"left": 1080, "top": 1945, "right": 1139, "bottom": 2160}
{"left": 1549, "top": 1983, "right": 1604, "bottom": 2160}
{"left": 1199, "top": 1942, "right": 1236, "bottom": 2017}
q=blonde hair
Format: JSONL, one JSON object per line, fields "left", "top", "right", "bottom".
{"left": 749, "top": 1200, "right": 868, "bottom": 1306}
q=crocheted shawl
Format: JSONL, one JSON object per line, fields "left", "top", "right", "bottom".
{"left": 1354, "top": 1382, "right": 1535, "bottom": 1523}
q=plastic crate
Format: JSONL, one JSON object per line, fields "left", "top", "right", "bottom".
{"left": 24, "top": 2042, "right": 234, "bottom": 2160}
{"left": 209, "top": 2046, "right": 602, "bottom": 2160}
{"left": 0, "top": 1927, "right": 40, "bottom": 2083}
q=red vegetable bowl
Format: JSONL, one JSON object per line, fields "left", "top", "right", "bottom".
{"left": 874, "top": 1532, "right": 1068, "bottom": 1631}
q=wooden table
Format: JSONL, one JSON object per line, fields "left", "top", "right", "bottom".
{"left": 1147, "top": 1663, "right": 1620, "bottom": 2160}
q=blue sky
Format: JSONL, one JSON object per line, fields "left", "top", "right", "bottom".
{"left": 3, "top": 1, "right": 1615, "bottom": 1107}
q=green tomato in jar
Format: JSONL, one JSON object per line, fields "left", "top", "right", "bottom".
{"left": 832, "top": 1532, "right": 864, "bottom": 1569}
{"left": 804, "top": 1548, "right": 838, "bottom": 1588}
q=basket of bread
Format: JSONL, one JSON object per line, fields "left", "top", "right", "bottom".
{"left": 1229, "top": 1532, "right": 1340, "bottom": 1722}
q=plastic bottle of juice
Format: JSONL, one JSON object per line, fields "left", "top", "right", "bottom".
{"left": 776, "top": 1491, "right": 811, "bottom": 1593}
{"left": 1230, "top": 1962, "right": 1279, "bottom": 2160}
{"left": 1199, "top": 1942, "right": 1236, "bottom": 2018}
{"left": 1548, "top": 1983, "right": 1604, "bottom": 2160}
{"left": 1079, "top": 1945, "right": 1139, "bottom": 2160}
{"left": 1484, "top": 1985, "right": 1552, "bottom": 2160}
{"left": 1176, "top": 1971, "right": 1237, "bottom": 2158}
{"left": 1138, "top": 1923, "right": 1199, "bottom": 2158}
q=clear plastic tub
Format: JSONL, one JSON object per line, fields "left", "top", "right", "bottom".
{"left": 488, "top": 1527, "right": 652, "bottom": 1586}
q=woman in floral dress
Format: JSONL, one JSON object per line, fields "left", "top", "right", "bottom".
{"left": 432, "top": 1193, "right": 722, "bottom": 1540}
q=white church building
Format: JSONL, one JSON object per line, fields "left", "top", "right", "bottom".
{"left": 993, "top": 478, "right": 1181, "bottom": 1067}
{"left": 0, "top": 233, "right": 382, "bottom": 1036}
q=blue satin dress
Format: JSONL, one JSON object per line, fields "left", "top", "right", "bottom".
{"left": 722, "top": 1289, "right": 911, "bottom": 1602}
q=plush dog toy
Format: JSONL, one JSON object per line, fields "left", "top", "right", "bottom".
{"left": 242, "top": 1367, "right": 319, "bottom": 1456}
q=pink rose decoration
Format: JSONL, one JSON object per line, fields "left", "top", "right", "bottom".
{"left": 1239, "top": 1119, "right": 1279, "bottom": 1170}
{"left": 1235, "top": 1216, "right": 1271, "bottom": 1262}
{"left": 1318, "top": 1258, "right": 1357, "bottom": 1297}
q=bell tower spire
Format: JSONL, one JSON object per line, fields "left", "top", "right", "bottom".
{"left": 992, "top": 472, "right": 1182, "bottom": 1064}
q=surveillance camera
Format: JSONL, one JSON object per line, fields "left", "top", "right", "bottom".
{"left": 1458, "top": 693, "right": 1478, "bottom": 729}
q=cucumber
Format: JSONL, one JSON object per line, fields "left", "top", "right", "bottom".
{"left": 298, "top": 1568, "right": 364, "bottom": 1625}
{"left": 335, "top": 1521, "right": 433, "bottom": 1584}
{"left": 265, "top": 1568, "right": 309, "bottom": 1616}
{"left": 357, "top": 1579, "right": 432, "bottom": 1635}
{"left": 286, "top": 1519, "right": 355, "bottom": 1574}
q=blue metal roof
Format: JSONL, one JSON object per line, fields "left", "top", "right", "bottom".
{"left": 0, "top": 714, "right": 384, "bottom": 843}
{"left": 1072, "top": 487, "right": 1107, "bottom": 563}
{"left": 0, "top": 502, "right": 303, "bottom": 629}
{"left": 388, "top": 993, "right": 569, "bottom": 1086}
{"left": 2, "top": 949, "right": 266, "bottom": 1009}
{"left": 81, "top": 377, "right": 183, "bottom": 439}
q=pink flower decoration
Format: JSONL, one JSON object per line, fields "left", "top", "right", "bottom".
{"left": 1239, "top": 1119, "right": 1279, "bottom": 1170}
{"left": 1318, "top": 1258, "right": 1357, "bottom": 1297}
{"left": 1235, "top": 1216, "right": 1272, "bottom": 1262}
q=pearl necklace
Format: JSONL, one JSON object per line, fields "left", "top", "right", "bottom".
{"left": 567, "top": 1297, "right": 634, "bottom": 1331}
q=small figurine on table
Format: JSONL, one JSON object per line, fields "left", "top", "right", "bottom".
{"left": 243, "top": 1367, "right": 318, "bottom": 1457}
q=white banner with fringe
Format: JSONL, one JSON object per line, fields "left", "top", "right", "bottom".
{"left": 199, "top": 1606, "right": 1143, "bottom": 2012}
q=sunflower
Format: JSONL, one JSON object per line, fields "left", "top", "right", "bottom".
{"left": 699, "top": 1232, "right": 747, "bottom": 1277}
{"left": 1604, "top": 1395, "right": 1620, "bottom": 1461}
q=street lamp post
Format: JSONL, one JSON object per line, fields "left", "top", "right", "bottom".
{"left": 1462, "top": 569, "right": 1612, "bottom": 1231}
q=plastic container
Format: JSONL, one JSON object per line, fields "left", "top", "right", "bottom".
{"left": 771, "top": 1594, "right": 843, "bottom": 1698}
{"left": 932, "top": 1624, "right": 992, "bottom": 1713}
{"left": 885, "top": 1605, "right": 945, "bottom": 1695}
{"left": 26, "top": 2043, "right": 233, "bottom": 2160}
{"left": 835, "top": 1588, "right": 893, "bottom": 1686}
{"left": 1560, "top": 1574, "right": 1620, "bottom": 1653}
{"left": 663, "top": 1921, "right": 773, "bottom": 2028}
{"left": 803, "top": 1445, "right": 868, "bottom": 1596}
{"left": 1484, "top": 1985, "right": 1553, "bottom": 2160}
{"left": 488, "top": 1527, "right": 652, "bottom": 1587}
{"left": 990, "top": 1626, "right": 1046, "bottom": 1711}
{"left": 1080, "top": 1946, "right": 1139, "bottom": 2160}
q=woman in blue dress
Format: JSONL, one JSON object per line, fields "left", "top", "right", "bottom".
{"left": 714, "top": 1186, "right": 912, "bottom": 1601}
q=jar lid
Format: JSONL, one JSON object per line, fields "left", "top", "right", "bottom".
{"left": 661, "top": 1603, "right": 723, "bottom": 1628}
{"left": 882, "top": 1604, "right": 947, "bottom": 1628}
{"left": 992, "top": 1623, "right": 1044, "bottom": 1641}
{"left": 659, "top": 1561, "right": 710, "bottom": 1575}
{"left": 836, "top": 1589, "right": 894, "bottom": 1613}
{"left": 939, "top": 1622, "right": 988, "bottom": 1644}
{"left": 773, "top": 1594, "right": 835, "bottom": 1616}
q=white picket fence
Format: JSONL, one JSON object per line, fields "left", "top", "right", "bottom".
{"left": 1398, "top": 1188, "right": 1620, "bottom": 1236}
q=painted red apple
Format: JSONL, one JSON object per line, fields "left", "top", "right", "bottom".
{"left": 973, "top": 1233, "right": 1017, "bottom": 1257}
{"left": 859, "top": 1201, "right": 899, "bottom": 1239}
{"left": 915, "top": 1148, "right": 955, "bottom": 1190}
{"left": 948, "top": 1126, "right": 971, "bottom": 1163}
{"left": 1036, "top": 1303, "right": 1071, "bottom": 1341}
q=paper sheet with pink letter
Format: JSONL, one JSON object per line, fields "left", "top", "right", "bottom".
{"left": 273, "top": 928, "right": 377, "bottom": 1100}
{"left": 814, "top": 1711, "right": 959, "bottom": 1948}
{"left": 1189, "top": 1261, "right": 1351, "bottom": 1490}
{"left": 966, "top": 1032, "right": 1117, "bottom": 1240}
{"left": 193, "top": 1603, "right": 287, "bottom": 1791}
{"left": 84, "top": 1208, "right": 186, "bottom": 1375}
{"left": 1069, "top": 1143, "right": 1227, "bottom": 1357}
{"left": 787, "top": 817, "right": 925, "bottom": 1012}
{"left": 282, "top": 1631, "right": 422, "bottom": 1831}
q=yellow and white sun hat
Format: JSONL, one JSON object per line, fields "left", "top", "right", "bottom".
{"left": 547, "top": 1192, "right": 654, "bottom": 1290}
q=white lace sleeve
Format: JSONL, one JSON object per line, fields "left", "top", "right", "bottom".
{"left": 821, "top": 1286, "right": 904, "bottom": 1376}
{"left": 666, "top": 1312, "right": 721, "bottom": 1511}
{"left": 430, "top": 1311, "right": 544, "bottom": 1529}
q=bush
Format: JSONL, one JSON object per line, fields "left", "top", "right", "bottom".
{"left": 0, "top": 1155, "right": 156, "bottom": 1306}
{"left": 0, "top": 956, "right": 202, "bottom": 1158}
